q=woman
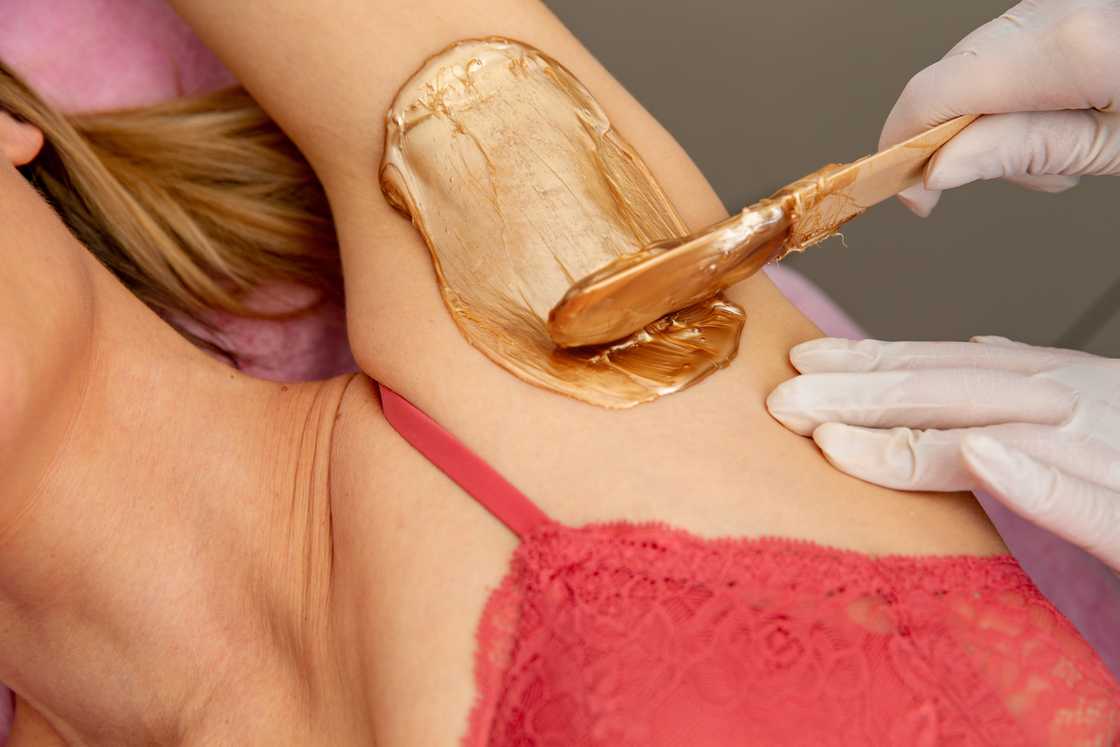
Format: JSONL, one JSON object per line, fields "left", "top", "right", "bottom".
{"left": 1, "top": 0, "right": 1117, "bottom": 743}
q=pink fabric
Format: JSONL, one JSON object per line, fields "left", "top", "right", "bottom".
{"left": 0, "top": 0, "right": 234, "bottom": 111}
{"left": 175, "top": 283, "right": 357, "bottom": 382}
{"left": 379, "top": 383, "right": 1120, "bottom": 745}
{"left": 976, "top": 490, "right": 1120, "bottom": 676}
{"left": 1, "top": 0, "right": 356, "bottom": 387}
{"left": 471, "top": 530, "right": 1119, "bottom": 745}
{"left": 0, "top": 2, "right": 1116, "bottom": 740}
{"left": 765, "top": 265, "right": 866, "bottom": 340}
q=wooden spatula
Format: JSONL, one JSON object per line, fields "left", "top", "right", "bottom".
{"left": 548, "top": 115, "right": 977, "bottom": 348}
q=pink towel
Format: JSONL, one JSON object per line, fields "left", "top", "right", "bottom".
{"left": 0, "top": 1, "right": 1115, "bottom": 739}
{"left": 1, "top": 0, "right": 355, "bottom": 385}
{"left": 1, "top": 0, "right": 234, "bottom": 111}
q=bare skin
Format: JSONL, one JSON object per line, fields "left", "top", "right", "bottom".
{"left": 0, "top": 112, "right": 374, "bottom": 744}
{"left": 3, "top": 1, "right": 1011, "bottom": 742}
{"left": 180, "top": 2, "right": 1004, "bottom": 742}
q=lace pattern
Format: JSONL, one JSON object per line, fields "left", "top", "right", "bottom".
{"left": 466, "top": 521, "right": 1120, "bottom": 746}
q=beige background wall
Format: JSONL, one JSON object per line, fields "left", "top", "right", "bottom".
{"left": 547, "top": 0, "right": 1119, "bottom": 355}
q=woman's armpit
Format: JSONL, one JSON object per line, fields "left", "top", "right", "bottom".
{"left": 378, "top": 38, "right": 744, "bottom": 408}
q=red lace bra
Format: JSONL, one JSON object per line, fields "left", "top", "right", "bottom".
{"left": 378, "top": 385, "right": 1120, "bottom": 746}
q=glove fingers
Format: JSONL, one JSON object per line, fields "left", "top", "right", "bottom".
{"left": 879, "top": 2, "right": 1118, "bottom": 149}
{"left": 941, "top": 2, "right": 1046, "bottom": 57}
{"left": 924, "top": 110, "right": 1120, "bottom": 192}
{"left": 969, "top": 335, "right": 1037, "bottom": 349}
{"left": 813, "top": 422, "right": 1120, "bottom": 493}
{"left": 1003, "top": 173, "right": 1081, "bottom": 192}
{"left": 767, "top": 368, "right": 1075, "bottom": 435}
{"left": 1025, "top": 434, "right": 1120, "bottom": 493}
{"left": 896, "top": 184, "right": 941, "bottom": 218}
{"left": 812, "top": 423, "right": 975, "bottom": 491}
{"left": 963, "top": 436, "right": 1120, "bottom": 571}
{"left": 790, "top": 337, "right": 1082, "bottom": 375}
{"left": 969, "top": 335, "right": 1105, "bottom": 361}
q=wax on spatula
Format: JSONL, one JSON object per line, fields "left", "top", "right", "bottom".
{"left": 548, "top": 115, "right": 978, "bottom": 348}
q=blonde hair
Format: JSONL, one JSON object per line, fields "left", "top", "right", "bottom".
{"left": 1, "top": 61, "right": 340, "bottom": 351}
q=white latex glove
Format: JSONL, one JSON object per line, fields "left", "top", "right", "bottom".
{"left": 767, "top": 335, "right": 1120, "bottom": 572}
{"left": 881, "top": 0, "right": 1120, "bottom": 216}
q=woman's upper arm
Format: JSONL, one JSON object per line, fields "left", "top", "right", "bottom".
{"left": 167, "top": 0, "right": 743, "bottom": 379}
{"left": 167, "top": 0, "right": 728, "bottom": 226}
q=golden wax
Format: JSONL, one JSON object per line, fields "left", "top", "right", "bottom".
{"left": 380, "top": 38, "right": 744, "bottom": 408}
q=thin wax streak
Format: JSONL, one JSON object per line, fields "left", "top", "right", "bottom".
{"left": 379, "top": 37, "right": 744, "bottom": 409}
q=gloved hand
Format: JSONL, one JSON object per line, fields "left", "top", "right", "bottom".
{"left": 766, "top": 335, "right": 1120, "bottom": 572}
{"left": 881, "top": 0, "right": 1120, "bottom": 216}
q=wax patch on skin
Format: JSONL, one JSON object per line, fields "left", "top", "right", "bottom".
{"left": 380, "top": 37, "right": 744, "bottom": 409}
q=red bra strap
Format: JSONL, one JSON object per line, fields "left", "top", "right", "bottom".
{"left": 377, "top": 383, "right": 549, "bottom": 539}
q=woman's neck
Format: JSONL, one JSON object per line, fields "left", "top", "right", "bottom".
{"left": 0, "top": 270, "right": 371, "bottom": 743}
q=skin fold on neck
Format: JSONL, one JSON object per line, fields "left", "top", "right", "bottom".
{"left": 0, "top": 257, "right": 369, "bottom": 744}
